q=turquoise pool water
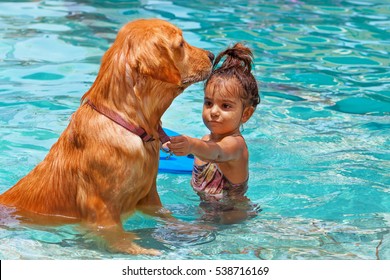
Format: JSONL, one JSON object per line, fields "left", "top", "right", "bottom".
{"left": 0, "top": 0, "right": 389, "bottom": 260}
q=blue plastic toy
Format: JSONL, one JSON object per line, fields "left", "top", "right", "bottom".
{"left": 158, "top": 128, "right": 194, "bottom": 174}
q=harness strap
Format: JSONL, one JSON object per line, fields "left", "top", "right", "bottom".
{"left": 86, "top": 100, "right": 170, "bottom": 144}
{"left": 158, "top": 125, "right": 171, "bottom": 144}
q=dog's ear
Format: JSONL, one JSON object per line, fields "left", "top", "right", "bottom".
{"left": 137, "top": 44, "right": 181, "bottom": 85}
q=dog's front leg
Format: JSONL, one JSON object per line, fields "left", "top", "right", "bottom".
{"left": 90, "top": 225, "right": 160, "bottom": 255}
{"left": 81, "top": 195, "right": 160, "bottom": 255}
{"left": 136, "top": 179, "right": 172, "bottom": 218}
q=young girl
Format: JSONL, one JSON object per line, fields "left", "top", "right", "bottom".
{"left": 167, "top": 43, "right": 260, "bottom": 223}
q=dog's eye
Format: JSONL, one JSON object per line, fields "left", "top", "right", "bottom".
{"left": 179, "top": 41, "right": 184, "bottom": 48}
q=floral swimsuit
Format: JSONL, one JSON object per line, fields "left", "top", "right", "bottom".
{"left": 191, "top": 162, "right": 248, "bottom": 202}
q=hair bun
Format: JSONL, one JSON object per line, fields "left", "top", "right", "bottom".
{"left": 213, "top": 43, "right": 254, "bottom": 73}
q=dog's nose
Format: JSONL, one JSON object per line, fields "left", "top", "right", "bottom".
{"left": 207, "top": 52, "right": 215, "bottom": 63}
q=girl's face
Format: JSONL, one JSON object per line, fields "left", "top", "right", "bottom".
{"left": 202, "top": 78, "right": 253, "bottom": 138}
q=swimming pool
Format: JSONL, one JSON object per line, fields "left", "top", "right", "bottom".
{"left": 0, "top": 0, "right": 389, "bottom": 260}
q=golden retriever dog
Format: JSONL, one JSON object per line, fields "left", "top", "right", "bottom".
{"left": 0, "top": 18, "right": 214, "bottom": 255}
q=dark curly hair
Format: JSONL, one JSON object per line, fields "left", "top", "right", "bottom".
{"left": 205, "top": 43, "right": 260, "bottom": 109}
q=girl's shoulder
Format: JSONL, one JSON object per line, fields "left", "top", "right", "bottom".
{"left": 206, "top": 133, "right": 245, "bottom": 142}
{"left": 207, "top": 133, "right": 247, "bottom": 153}
{"left": 221, "top": 133, "right": 247, "bottom": 147}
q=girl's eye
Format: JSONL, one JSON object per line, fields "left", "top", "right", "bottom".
{"left": 204, "top": 100, "right": 212, "bottom": 107}
{"left": 222, "top": 103, "right": 232, "bottom": 109}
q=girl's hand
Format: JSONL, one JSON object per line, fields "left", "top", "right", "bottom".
{"left": 166, "top": 135, "right": 192, "bottom": 156}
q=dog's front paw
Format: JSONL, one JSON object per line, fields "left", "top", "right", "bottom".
{"left": 108, "top": 240, "right": 161, "bottom": 256}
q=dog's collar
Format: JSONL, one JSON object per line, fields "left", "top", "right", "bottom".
{"left": 85, "top": 100, "right": 170, "bottom": 144}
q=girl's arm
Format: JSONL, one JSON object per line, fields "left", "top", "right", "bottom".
{"left": 167, "top": 135, "right": 244, "bottom": 163}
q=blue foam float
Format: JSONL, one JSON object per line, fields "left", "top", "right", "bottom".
{"left": 158, "top": 128, "right": 194, "bottom": 174}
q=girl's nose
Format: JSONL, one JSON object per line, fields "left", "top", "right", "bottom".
{"left": 210, "top": 105, "right": 220, "bottom": 117}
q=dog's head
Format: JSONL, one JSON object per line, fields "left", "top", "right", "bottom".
{"left": 83, "top": 19, "right": 215, "bottom": 126}
{"left": 112, "top": 18, "right": 214, "bottom": 87}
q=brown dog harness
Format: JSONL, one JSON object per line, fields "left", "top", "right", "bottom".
{"left": 86, "top": 99, "right": 170, "bottom": 144}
